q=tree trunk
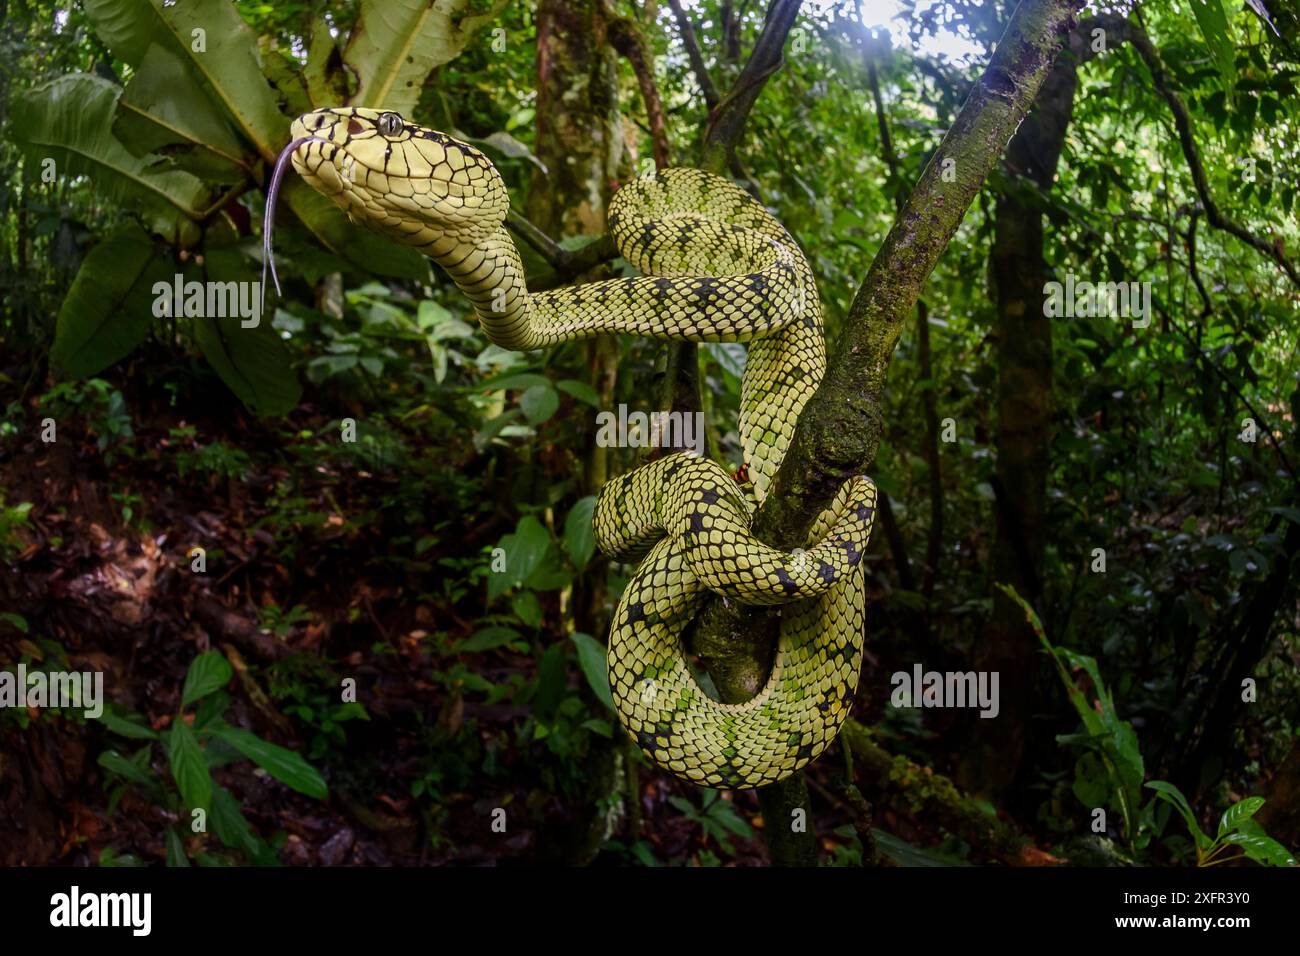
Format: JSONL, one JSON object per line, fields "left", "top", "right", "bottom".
{"left": 528, "top": 0, "right": 625, "bottom": 865}
{"left": 958, "top": 16, "right": 1121, "bottom": 798}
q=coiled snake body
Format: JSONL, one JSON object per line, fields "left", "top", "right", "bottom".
{"left": 274, "top": 108, "right": 877, "bottom": 788}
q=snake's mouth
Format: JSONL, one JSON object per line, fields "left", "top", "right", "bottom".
{"left": 263, "top": 108, "right": 511, "bottom": 310}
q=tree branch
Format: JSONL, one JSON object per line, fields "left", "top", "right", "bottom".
{"left": 667, "top": 0, "right": 720, "bottom": 113}
{"left": 864, "top": 31, "right": 943, "bottom": 598}
{"left": 754, "top": 0, "right": 1085, "bottom": 550}
{"left": 607, "top": 11, "right": 671, "bottom": 169}
{"left": 505, "top": 209, "right": 619, "bottom": 286}
{"left": 700, "top": 0, "right": 802, "bottom": 173}
{"left": 840, "top": 721, "right": 1060, "bottom": 865}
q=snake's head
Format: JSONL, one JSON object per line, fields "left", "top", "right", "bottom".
{"left": 285, "top": 108, "right": 509, "bottom": 247}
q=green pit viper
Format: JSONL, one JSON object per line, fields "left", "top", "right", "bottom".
{"left": 266, "top": 108, "right": 878, "bottom": 789}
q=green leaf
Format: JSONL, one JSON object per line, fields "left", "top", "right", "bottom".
{"left": 190, "top": 245, "right": 303, "bottom": 415}
{"left": 533, "top": 643, "right": 567, "bottom": 720}
{"left": 181, "top": 650, "right": 232, "bottom": 708}
{"left": 1220, "top": 831, "right": 1297, "bottom": 867}
{"left": 168, "top": 719, "right": 213, "bottom": 811}
{"left": 210, "top": 784, "right": 278, "bottom": 865}
{"left": 1268, "top": 506, "right": 1300, "bottom": 525}
{"left": 9, "top": 74, "right": 210, "bottom": 242}
{"left": 520, "top": 384, "right": 559, "bottom": 425}
{"left": 556, "top": 379, "right": 601, "bottom": 409}
{"left": 1188, "top": 0, "right": 1236, "bottom": 92}
{"left": 50, "top": 227, "right": 162, "bottom": 378}
{"left": 1218, "top": 796, "right": 1266, "bottom": 838}
{"left": 460, "top": 130, "right": 549, "bottom": 175}
{"left": 98, "top": 748, "right": 158, "bottom": 789}
{"left": 1072, "top": 752, "right": 1111, "bottom": 808}
{"left": 872, "top": 829, "right": 972, "bottom": 867}
{"left": 98, "top": 848, "right": 146, "bottom": 867}
{"left": 343, "top": 0, "right": 509, "bottom": 116}
{"left": 511, "top": 591, "right": 543, "bottom": 629}
{"left": 165, "top": 828, "right": 191, "bottom": 867}
{"left": 570, "top": 632, "right": 615, "bottom": 711}
{"left": 458, "top": 626, "right": 521, "bottom": 652}
{"left": 211, "top": 727, "right": 328, "bottom": 799}
{"left": 112, "top": 43, "right": 249, "bottom": 182}
{"left": 84, "top": 0, "right": 288, "bottom": 160}
{"left": 303, "top": 18, "right": 350, "bottom": 108}
{"left": 488, "top": 516, "right": 552, "bottom": 599}
{"left": 708, "top": 800, "right": 755, "bottom": 839}
{"left": 99, "top": 705, "right": 160, "bottom": 740}
{"left": 194, "top": 316, "right": 302, "bottom": 415}
{"left": 475, "top": 372, "right": 551, "bottom": 393}
{"left": 1145, "top": 781, "right": 1211, "bottom": 850}
{"left": 563, "top": 496, "right": 598, "bottom": 569}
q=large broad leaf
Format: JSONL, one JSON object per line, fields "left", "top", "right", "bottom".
{"left": 113, "top": 43, "right": 251, "bottom": 183}
{"left": 344, "top": 0, "right": 509, "bottom": 116}
{"left": 83, "top": 0, "right": 286, "bottom": 160}
{"left": 9, "top": 75, "right": 210, "bottom": 243}
{"left": 1221, "top": 830, "right": 1297, "bottom": 867}
{"left": 211, "top": 727, "right": 327, "bottom": 799}
{"left": 304, "top": 18, "right": 352, "bottom": 108}
{"left": 872, "top": 830, "right": 972, "bottom": 867}
{"left": 192, "top": 246, "right": 302, "bottom": 415}
{"left": 1217, "top": 796, "right": 1265, "bottom": 837}
{"left": 51, "top": 226, "right": 165, "bottom": 377}
{"left": 488, "top": 516, "right": 553, "bottom": 600}
{"left": 194, "top": 312, "right": 301, "bottom": 415}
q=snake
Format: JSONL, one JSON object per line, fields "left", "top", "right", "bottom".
{"left": 267, "top": 107, "right": 878, "bottom": 789}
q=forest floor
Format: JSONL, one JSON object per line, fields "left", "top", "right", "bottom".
{"left": 0, "top": 364, "right": 987, "bottom": 867}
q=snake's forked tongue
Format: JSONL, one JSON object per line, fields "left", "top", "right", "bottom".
{"left": 261, "top": 136, "right": 319, "bottom": 315}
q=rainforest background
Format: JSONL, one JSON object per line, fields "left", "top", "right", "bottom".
{"left": 1, "top": 0, "right": 1298, "bottom": 868}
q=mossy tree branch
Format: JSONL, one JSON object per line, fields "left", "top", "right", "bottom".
{"left": 684, "top": 0, "right": 1087, "bottom": 862}
{"left": 607, "top": 10, "right": 671, "bottom": 169}
{"left": 667, "top": 0, "right": 720, "bottom": 113}
{"left": 699, "top": 0, "right": 802, "bottom": 175}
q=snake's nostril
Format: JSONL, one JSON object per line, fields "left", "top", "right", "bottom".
{"left": 348, "top": 119, "right": 364, "bottom": 136}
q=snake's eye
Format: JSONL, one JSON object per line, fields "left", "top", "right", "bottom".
{"left": 376, "top": 112, "right": 403, "bottom": 137}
